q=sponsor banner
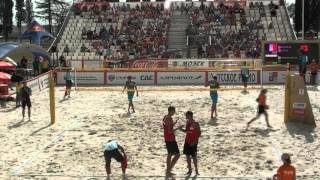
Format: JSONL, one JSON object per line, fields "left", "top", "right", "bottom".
{"left": 129, "top": 59, "right": 168, "bottom": 68}
{"left": 38, "top": 73, "right": 50, "bottom": 91}
{"left": 246, "top": 0, "right": 279, "bottom": 6}
{"left": 106, "top": 72, "right": 154, "bottom": 85}
{"left": 26, "top": 72, "right": 50, "bottom": 93}
{"left": 83, "top": 60, "right": 102, "bottom": 68}
{"left": 57, "top": 71, "right": 104, "bottom": 85}
{"left": 157, "top": 72, "right": 205, "bottom": 85}
{"left": 70, "top": 61, "right": 82, "bottom": 68}
{"left": 262, "top": 71, "right": 311, "bottom": 84}
{"left": 292, "top": 102, "right": 306, "bottom": 115}
{"left": 26, "top": 78, "right": 40, "bottom": 93}
{"left": 208, "top": 71, "right": 258, "bottom": 84}
{"left": 169, "top": 59, "right": 209, "bottom": 68}
{"left": 292, "top": 102, "right": 306, "bottom": 109}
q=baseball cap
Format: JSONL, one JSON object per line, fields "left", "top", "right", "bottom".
{"left": 281, "top": 153, "right": 291, "bottom": 161}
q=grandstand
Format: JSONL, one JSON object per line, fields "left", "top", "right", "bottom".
{"left": 51, "top": 0, "right": 295, "bottom": 66}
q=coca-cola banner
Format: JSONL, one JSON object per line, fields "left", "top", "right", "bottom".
{"left": 128, "top": 59, "right": 168, "bottom": 68}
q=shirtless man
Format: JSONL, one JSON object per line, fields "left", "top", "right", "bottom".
{"left": 163, "top": 106, "right": 182, "bottom": 176}
{"left": 123, "top": 76, "right": 138, "bottom": 113}
{"left": 180, "top": 111, "right": 201, "bottom": 175}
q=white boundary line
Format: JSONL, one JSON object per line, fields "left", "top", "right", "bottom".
{"left": 11, "top": 119, "right": 81, "bottom": 176}
{"left": 15, "top": 173, "right": 268, "bottom": 179}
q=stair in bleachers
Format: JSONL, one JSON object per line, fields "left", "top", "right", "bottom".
{"left": 168, "top": 11, "right": 189, "bottom": 54}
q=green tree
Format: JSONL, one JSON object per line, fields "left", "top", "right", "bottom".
{"left": 0, "top": 1, "right": 4, "bottom": 34}
{"left": 2, "top": 0, "right": 14, "bottom": 41}
{"left": 35, "top": 0, "right": 69, "bottom": 34}
{"left": 16, "top": 0, "right": 26, "bottom": 35}
{"left": 25, "top": 0, "right": 34, "bottom": 25}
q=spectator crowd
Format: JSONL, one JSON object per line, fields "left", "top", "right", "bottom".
{"left": 181, "top": 2, "right": 268, "bottom": 58}
{"left": 70, "top": 2, "right": 171, "bottom": 66}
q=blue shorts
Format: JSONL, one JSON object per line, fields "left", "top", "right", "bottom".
{"left": 210, "top": 93, "right": 218, "bottom": 104}
{"left": 128, "top": 94, "right": 134, "bottom": 102}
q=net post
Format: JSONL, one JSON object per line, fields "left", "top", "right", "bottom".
{"left": 284, "top": 63, "right": 290, "bottom": 123}
{"left": 49, "top": 70, "right": 56, "bottom": 124}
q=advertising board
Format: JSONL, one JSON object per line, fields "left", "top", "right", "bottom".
{"left": 106, "top": 72, "right": 155, "bottom": 85}
{"left": 128, "top": 59, "right": 168, "bottom": 68}
{"left": 57, "top": 71, "right": 104, "bottom": 85}
{"left": 169, "top": 59, "right": 209, "bottom": 68}
{"left": 157, "top": 72, "right": 205, "bottom": 85}
{"left": 208, "top": 71, "right": 259, "bottom": 84}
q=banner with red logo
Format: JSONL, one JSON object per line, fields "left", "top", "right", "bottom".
{"left": 128, "top": 59, "right": 168, "bottom": 68}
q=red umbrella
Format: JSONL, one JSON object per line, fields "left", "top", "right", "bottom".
{"left": 0, "top": 61, "right": 16, "bottom": 69}
{"left": 0, "top": 72, "right": 11, "bottom": 82}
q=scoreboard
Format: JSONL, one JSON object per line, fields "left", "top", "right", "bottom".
{"left": 263, "top": 41, "right": 320, "bottom": 65}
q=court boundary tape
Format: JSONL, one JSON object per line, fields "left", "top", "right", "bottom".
{"left": 15, "top": 173, "right": 268, "bottom": 179}
{"left": 59, "top": 87, "right": 280, "bottom": 92}
{"left": 11, "top": 119, "right": 82, "bottom": 176}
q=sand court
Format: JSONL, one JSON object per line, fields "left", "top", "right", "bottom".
{"left": 1, "top": 86, "right": 320, "bottom": 179}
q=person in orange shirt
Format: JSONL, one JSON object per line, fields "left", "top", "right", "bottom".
{"left": 246, "top": 89, "right": 272, "bottom": 130}
{"left": 273, "top": 153, "right": 296, "bottom": 180}
{"left": 309, "top": 59, "right": 318, "bottom": 85}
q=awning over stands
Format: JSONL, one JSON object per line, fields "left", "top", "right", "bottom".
{"left": 0, "top": 42, "right": 50, "bottom": 65}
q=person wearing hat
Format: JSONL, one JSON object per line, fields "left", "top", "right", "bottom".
{"left": 103, "top": 139, "right": 127, "bottom": 177}
{"left": 123, "top": 76, "right": 138, "bottom": 113}
{"left": 21, "top": 81, "right": 32, "bottom": 120}
{"left": 273, "top": 153, "right": 296, "bottom": 180}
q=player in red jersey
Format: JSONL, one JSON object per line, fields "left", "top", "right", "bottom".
{"left": 179, "top": 111, "right": 201, "bottom": 175}
{"left": 163, "top": 106, "right": 182, "bottom": 176}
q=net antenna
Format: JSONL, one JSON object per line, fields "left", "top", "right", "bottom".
{"left": 73, "top": 67, "right": 77, "bottom": 91}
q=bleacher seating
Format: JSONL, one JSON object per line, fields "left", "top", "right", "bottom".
{"left": 56, "top": 2, "right": 171, "bottom": 64}
{"left": 54, "top": 1, "right": 294, "bottom": 65}
{"left": 183, "top": 1, "right": 294, "bottom": 58}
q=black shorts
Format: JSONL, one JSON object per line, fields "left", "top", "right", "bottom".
{"left": 183, "top": 143, "right": 198, "bottom": 157}
{"left": 66, "top": 80, "right": 73, "bottom": 89}
{"left": 22, "top": 99, "right": 31, "bottom": 108}
{"left": 258, "top": 105, "right": 265, "bottom": 114}
{"left": 241, "top": 75, "right": 248, "bottom": 83}
{"left": 299, "top": 65, "right": 307, "bottom": 75}
{"left": 165, "top": 141, "right": 180, "bottom": 154}
{"left": 104, "top": 149, "right": 124, "bottom": 165}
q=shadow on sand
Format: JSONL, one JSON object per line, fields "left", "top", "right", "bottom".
{"left": 30, "top": 124, "right": 51, "bottom": 136}
{"left": 119, "top": 112, "right": 131, "bottom": 118}
{"left": 59, "top": 98, "right": 68, "bottom": 103}
{"left": 208, "top": 118, "right": 219, "bottom": 126}
{"left": 8, "top": 119, "right": 31, "bottom": 129}
{"left": 285, "top": 122, "right": 316, "bottom": 143}
{"left": 184, "top": 174, "right": 199, "bottom": 180}
{"left": 0, "top": 106, "right": 19, "bottom": 113}
{"left": 253, "top": 128, "right": 277, "bottom": 137}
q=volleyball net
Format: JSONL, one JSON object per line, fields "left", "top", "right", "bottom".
{"left": 54, "top": 58, "right": 294, "bottom": 89}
